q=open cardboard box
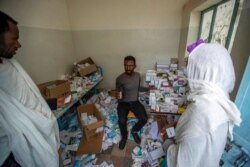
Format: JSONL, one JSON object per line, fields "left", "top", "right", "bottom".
{"left": 154, "top": 115, "right": 177, "bottom": 140}
{"left": 76, "top": 133, "right": 103, "bottom": 155}
{"left": 77, "top": 104, "right": 104, "bottom": 141}
{"left": 74, "top": 57, "right": 97, "bottom": 77}
{"left": 159, "top": 121, "right": 177, "bottom": 140}
{"left": 38, "top": 80, "right": 71, "bottom": 110}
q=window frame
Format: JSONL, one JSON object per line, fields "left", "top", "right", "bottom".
{"left": 198, "top": 0, "right": 240, "bottom": 49}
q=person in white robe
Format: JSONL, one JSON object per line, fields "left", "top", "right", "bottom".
{"left": 0, "top": 11, "right": 60, "bottom": 167}
{"left": 167, "top": 43, "right": 242, "bottom": 167}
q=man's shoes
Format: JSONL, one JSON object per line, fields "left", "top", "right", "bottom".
{"left": 119, "top": 139, "right": 127, "bottom": 150}
{"left": 131, "top": 131, "right": 141, "bottom": 144}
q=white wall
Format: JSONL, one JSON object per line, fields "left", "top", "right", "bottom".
{"left": 66, "top": 0, "right": 189, "bottom": 89}
{"left": 67, "top": 0, "right": 186, "bottom": 30}
{"left": 0, "top": 0, "right": 76, "bottom": 84}
{"left": 230, "top": 0, "right": 250, "bottom": 99}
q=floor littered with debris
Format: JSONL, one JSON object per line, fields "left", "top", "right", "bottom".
{"left": 60, "top": 90, "right": 168, "bottom": 167}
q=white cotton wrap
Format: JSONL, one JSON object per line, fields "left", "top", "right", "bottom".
{"left": 0, "top": 59, "right": 60, "bottom": 167}
{"left": 167, "top": 43, "right": 241, "bottom": 167}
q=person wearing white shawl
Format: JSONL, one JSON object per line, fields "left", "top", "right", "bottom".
{"left": 167, "top": 43, "right": 242, "bottom": 167}
{"left": 0, "top": 11, "right": 60, "bottom": 167}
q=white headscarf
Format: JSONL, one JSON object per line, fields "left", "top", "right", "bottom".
{"left": 176, "top": 43, "right": 241, "bottom": 141}
{"left": 187, "top": 43, "right": 235, "bottom": 96}
{"left": 167, "top": 43, "right": 242, "bottom": 167}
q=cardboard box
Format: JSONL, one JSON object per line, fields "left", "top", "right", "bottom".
{"left": 38, "top": 80, "right": 71, "bottom": 110}
{"left": 159, "top": 121, "right": 177, "bottom": 140}
{"left": 154, "top": 115, "right": 177, "bottom": 140}
{"left": 170, "top": 58, "right": 178, "bottom": 64}
{"left": 155, "top": 63, "right": 170, "bottom": 72}
{"left": 77, "top": 104, "right": 104, "bottom": 141}
{"left": 108, "top": 90, "right": 122, "bottom": 99}
{"left": 38, "top": 80, "right": 71, "bottom": 98}
{"left": 149, "top": 147, "right": 165, "bottom": 160}
{"left": 75, "top": 57, "right": 97, "bottom": 77}
{"left": 58, "top": 148, "right": 63, "bottom": 167}
{"left": 76, "top": 133, "right": 103, "bottom": 155}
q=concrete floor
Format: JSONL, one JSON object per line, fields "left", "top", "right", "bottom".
{"left": 95, "top": 140, "right": 138, "bottom": 167}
